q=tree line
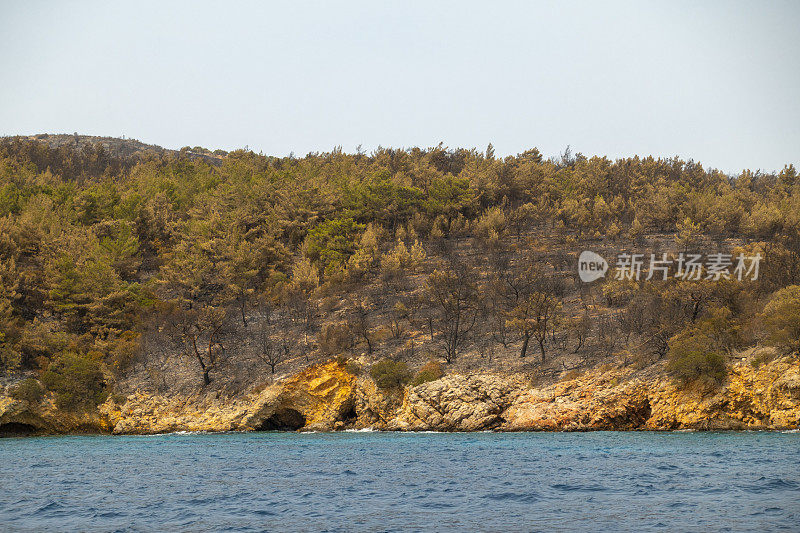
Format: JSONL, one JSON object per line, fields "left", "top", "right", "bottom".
{"left": 1, "top": 138, "right": 799, "bottom": 406}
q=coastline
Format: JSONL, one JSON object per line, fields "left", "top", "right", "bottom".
{"left": 3, "top": 353, "right": 799, "bottom": 437}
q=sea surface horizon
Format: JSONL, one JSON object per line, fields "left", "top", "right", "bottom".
{"left": 2, "top": 431, "right": 798, "bottom": 531}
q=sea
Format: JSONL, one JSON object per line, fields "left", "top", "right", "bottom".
{"left": 1, "top": 431, "right": 798, "bottom": 532}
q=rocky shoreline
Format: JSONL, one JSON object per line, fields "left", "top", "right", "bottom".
{"left": 2, "top": 355, "right": 799, "bottom": 437}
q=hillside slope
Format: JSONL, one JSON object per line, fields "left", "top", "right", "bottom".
{"left": 0, "top": 135, "right": 798, "bottom": 434}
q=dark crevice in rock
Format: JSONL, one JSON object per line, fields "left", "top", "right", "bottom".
{"left": 638, "top": 398, "right": 653, "bottom": 426}
{"left": 599, "top": 397, "right": 653, "bottom": 430}
{"left": 336, "top": 400, "right": 358, "bottom": 427}
{"left": 256, "top": 408, "right": 306, "bottom": 431}
{"left": 626, "top": 397, "right": 652, "bottom": 429}
{"left": 489, "top": 416, "right": 506, "bottom": 430}
{"left": 0, "top": 422, "right": 38, "bottom": 437}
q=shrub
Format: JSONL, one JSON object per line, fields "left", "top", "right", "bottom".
{"left": 749, "top": 348, "right": 777, "bottom": 369}
{"left": 10, "top": 378, "right": 45, "bottom": 405}
{"left": 412, "top": 361, "right": 444, "bottom": 386}
{"left": 760, "top": 285, "right": 800, "bottom": 354}
{"left": 318, "top": 322, "right": 353, "bottom": 355}
{"left": 560, "top": 369, "right": 581, "bottom": 382}
{"left": 110, "top": 392, "right": 128, "bottom": 405}
{"left": 370, "top": 359, "right": 411, "bottom": 390}
{"left": 696, "top": 306, "right": 741, "bottom": 354}
{"left": 345, "top": 361, "right": 361, "bottom": 376}
{"left": 667, "top": 330, "right": 727, "bottom": 387}
{"left": 0, "top": 338, "right": 22, "bottom": 373}
{"left": 475, "top": 206, "right": 507, "bottom": 239}
{"left": 602, "top": 279, "right": 638, "bottom": 307}
{"left": 106, "top": 330, "right": 140, "bottom": 375}
{"left": 379, "top": 239, "right": 424, "bottom": 281}
{"left": 41, "top": 352, "right": 107, "bottom": 409}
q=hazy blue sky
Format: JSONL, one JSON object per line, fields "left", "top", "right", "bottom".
{"left": 1, "top": 1, "right": 798, "bottom": 173}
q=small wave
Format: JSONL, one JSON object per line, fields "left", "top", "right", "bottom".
{"left": 764, "top": 478, "right": 800, "bottom": 490}
{"left": 344, "top": 428, "right": 375, "bottom": 432}
{"left": 667, "top": 502, "right": 693, "bottom": 509}
{"left": 483, "top": 491, "right": 541, "bottom": 503}
{"left": 551, "top": 483, "right": 607, "bottom": 493}
{"left": 741, "top": 477, "right": 800, "bottom": 493}
{"left": 32, "top": 501, "right": 67, "bottom": 517}
{"left": 419, "top": 501, "right": 456, "bottom": 509}
{"left": 126, "top": 430, "right": 209, "bottom": 437}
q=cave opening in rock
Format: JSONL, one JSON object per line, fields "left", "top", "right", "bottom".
{"left": 257, "top": 408, "right": 306, "bottom": 431}
{"left": 624, "top": 398, "right": 652, "bottom": 429}
{"left": 638, "top": 398, "right": 652, "bottom": 424}
{"left": 0, "top": 422, "right": 37, "bottom": 437}
{"left": 337, "top": 401, "right": 357, "bottom": 425}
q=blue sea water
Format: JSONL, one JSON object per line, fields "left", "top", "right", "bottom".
{"left": 1, "top": 431, "right": 799, "bottom": 532}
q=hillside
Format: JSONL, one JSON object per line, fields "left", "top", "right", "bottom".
{"left": 2, "top": 133, "right": 224, "bottom": 166}
{"left": 0, "top": 135, "right": 799, "bottom": 434}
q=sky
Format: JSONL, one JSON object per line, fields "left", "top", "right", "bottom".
{"left": 1, "top": 0, "right": 798, "bottom": 173}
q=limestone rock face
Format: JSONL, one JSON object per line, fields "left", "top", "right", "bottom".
{"left": 102, "top": 360, "right": 357, "bottom": 434}
{"left": 502, "top": 368, "right": 651, "bottom": 431}
{"left": 0, "top": 394, "right": 110, "bottom": 436}
{"left": 100, "top": 390, "right": 259, "bottom": 435}
{"left": 502, "top": 355, "right": 800, "bottom": 431}
{"left": 242, "top": 361, "right": 357, "bottom": 431}
{"left": 2, "top": 356, "right": 799, "bottom": 436}
{"left": 647, "top": 355, "right": 800, "bottom": 430}
{"left": 351, "top": 376, "right": 397, "bottom": 429}
{"left": 0, "top": 396, "right": 46, "bottom": 435}
{"left": 389, "top": 374, "right": 526, "bottom": 431}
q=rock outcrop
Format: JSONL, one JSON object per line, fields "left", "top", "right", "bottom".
{"left": 102, "top": 361, "right": 357, "bottom": 434}
{"left": 647, "top": 354, "right": 800, "bottom": 430}
{"left": 2, "top": 355, "right": 799, "bottom": 436}
{"left": 387, "top": 374, "right": 526, "bottom": 431}
{"left": 242, "top": 361, "right": 357, "bottom": 431}
{"left": 502, "top": 368, "right": 652, "bottom": 431}
{"left": 0, "top": 395, "right": 110, "bottom": 436}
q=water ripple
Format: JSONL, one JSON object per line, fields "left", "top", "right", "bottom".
{"left": 1, "top": 431, "right": 799, "bottom": 531}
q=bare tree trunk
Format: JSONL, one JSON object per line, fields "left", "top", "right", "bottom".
{"left": 366, "top": 335, "right": 372, "bottom": 354}
{"left": 191, "top": 335, "right": 211, "bottom": 386}
{"left": 519, "top": 332, "right": 531, "bottom": 359}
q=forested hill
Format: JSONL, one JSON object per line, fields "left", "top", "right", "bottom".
{"left": 0, "top": 135, "right": 798, "bottom": 408}
{"left": 2, "top": 134, "right": 224, "bottom": 173}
